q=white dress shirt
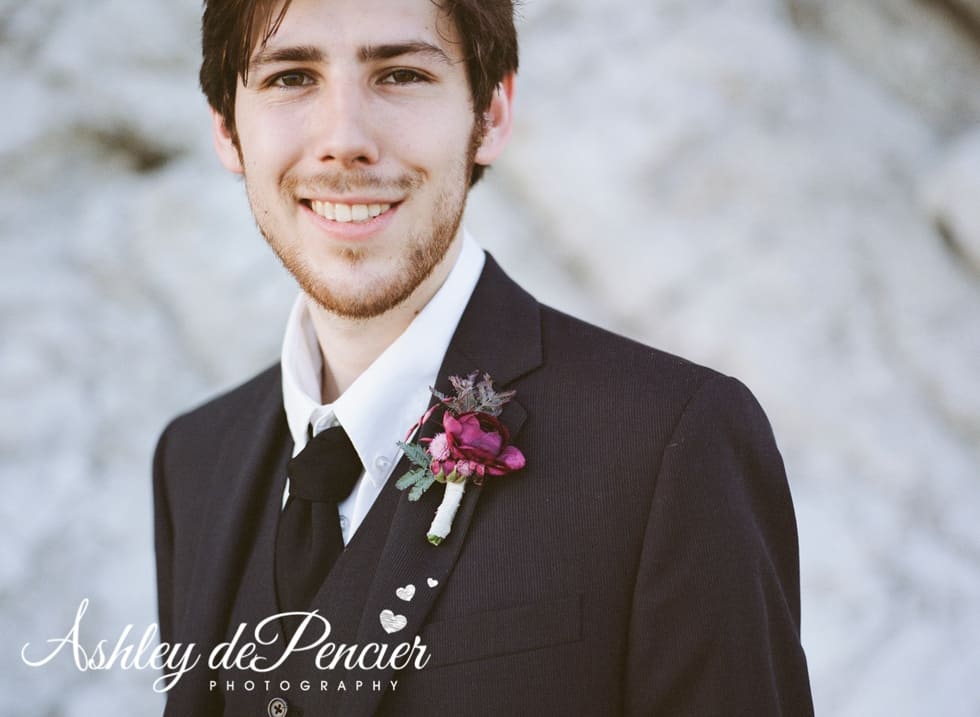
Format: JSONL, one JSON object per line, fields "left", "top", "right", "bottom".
{"left": 280, "top": 231, "right": 485, "bottom": 543}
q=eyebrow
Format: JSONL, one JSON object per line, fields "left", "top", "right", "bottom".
{"left": 248, "top": 40, "right": 452, "bottom": 74}
{"left": 357, "top": 41, "right": 452, "bottom": 66}
{"left": 249, "top": 44, "right": 324, "bottom": 74}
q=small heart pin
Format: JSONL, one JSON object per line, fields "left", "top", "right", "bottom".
{"left": 379, "top": 609, "right": 407, "bottom": 634}
{"left": 427, "top": 578, "right": 438, "bottom": 588}
{"left": 396, "top": 584, "right": 416, "bottom": 601}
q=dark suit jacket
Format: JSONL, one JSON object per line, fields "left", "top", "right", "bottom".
{"left": 154, "top": 255, "right": 814, "bottom": 716}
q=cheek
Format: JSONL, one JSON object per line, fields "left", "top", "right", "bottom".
{"left": 237, "top": 106, "right": 307, "bottom": 173}
{"left": 387, "top": 106, "right": 476, "bottom": 166}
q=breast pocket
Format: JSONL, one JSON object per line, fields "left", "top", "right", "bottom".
{"left": 420, "top": 593, "right": 582, "bottom": 669}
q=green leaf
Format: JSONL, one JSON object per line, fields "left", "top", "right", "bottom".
{"left": 396, "top": 467, "right": 439, "bottom": 501}
{"left": 395, "top": 468, "right": 426, "bottom": 491}
{"left": 397, "top": 440, "right": 431, "bottom": 469}
{"left": 408, "top": 472, "right": 438, "bottom": 501}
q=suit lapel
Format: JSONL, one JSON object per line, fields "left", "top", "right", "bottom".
{"left": 344, "top": 254, "right": 542, "bottom": 716}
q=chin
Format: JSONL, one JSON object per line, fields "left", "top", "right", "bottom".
{"left": 302, "top": 270, "right": 416, "bottom": 320}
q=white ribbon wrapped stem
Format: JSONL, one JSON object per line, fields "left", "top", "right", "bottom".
{"left": 427, "top": 480, "right": 467, "bottom": 545}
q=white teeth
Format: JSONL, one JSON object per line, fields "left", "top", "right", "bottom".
{"left": 311, "top": 200, "right": 392, "bottom": 223}
{"left": 334, "top": 203, "right": 352, "bottom": 222}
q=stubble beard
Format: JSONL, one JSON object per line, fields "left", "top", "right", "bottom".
{"left": 245, "top": 124, "right": 482, "bottom": 321}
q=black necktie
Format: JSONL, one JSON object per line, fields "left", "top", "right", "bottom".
{"left": 275, "top": 425, "right": 363, "bottom": 617}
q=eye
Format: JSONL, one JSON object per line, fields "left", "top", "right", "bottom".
{"left": 379, "top": 68, "right": 430, "bottom": 85}
{"left": 271, "top": 71, "right": 314, "bottom": 88}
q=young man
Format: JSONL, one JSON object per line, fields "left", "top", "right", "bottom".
{"left": 153, "top": 0, "right": 815, "bottom": 714}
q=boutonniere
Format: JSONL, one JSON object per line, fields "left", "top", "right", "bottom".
{"left": 396, "top": 371, "right": 526, "bottom": 545}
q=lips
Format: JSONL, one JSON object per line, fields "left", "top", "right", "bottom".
{"left": 309, "top": 199, "right": 393, "bottom": 224}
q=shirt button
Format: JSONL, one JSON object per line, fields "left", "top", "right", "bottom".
{"left": 374, "top": 455, "right": 391, "bottom": 470}
{"left": 339, "top": 514, "right": 349, "bottom": 531}
{"left": 268, "top": 696, "right": 288, "bottom": 716}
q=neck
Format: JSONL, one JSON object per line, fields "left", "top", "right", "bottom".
{"left": 308, "top": 236, "right": 463, "bottom": 404}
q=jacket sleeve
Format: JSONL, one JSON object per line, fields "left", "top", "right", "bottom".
{"left": 152, "top": 423, "right": 175, "bottom": 647}
{"left": 624, "top": 375, "right": 814, "bottom": 716}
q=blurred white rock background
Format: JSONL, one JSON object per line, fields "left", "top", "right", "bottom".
{"left": 2, "top": 0, "right": 978, "bottom": 713}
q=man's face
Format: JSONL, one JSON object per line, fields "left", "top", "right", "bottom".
{"left": 212, "top": 0, "right": 512, "bottom": 319}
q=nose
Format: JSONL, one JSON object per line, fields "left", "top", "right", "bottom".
{"left": 309, "top": 76, "right": 379, "bottom": 167}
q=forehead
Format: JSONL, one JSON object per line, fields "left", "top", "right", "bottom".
{"left": 257, "top": 0, "right": 462, "bottom": 61}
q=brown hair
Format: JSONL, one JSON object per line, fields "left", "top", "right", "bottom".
{"left": 200, "top": 0, "right": 519, "bottom": 184}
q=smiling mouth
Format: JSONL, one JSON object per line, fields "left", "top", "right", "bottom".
{"left": 306, "top": 199, "right": 395, "bottom": 224}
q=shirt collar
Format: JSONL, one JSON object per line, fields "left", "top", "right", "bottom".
{"left": 281, "top": 231, "right": 485, "bottom": 484}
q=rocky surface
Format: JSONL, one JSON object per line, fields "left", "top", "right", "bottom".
{"left": 2, "top": 0, "right": 978, "bottom": 714}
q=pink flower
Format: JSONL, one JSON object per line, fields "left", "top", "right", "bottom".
{"left": 433, "top": 411, "right": 526, "bottom": 485}
{"left": 428, "top": 433, "right": 451, "bottom": 461}
{"left": 455, "top": 460, "right": 477, "bottom": 477}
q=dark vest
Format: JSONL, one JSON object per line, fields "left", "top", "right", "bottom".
{"left": 219, "top": 448, "right": 403, "bottom": 716}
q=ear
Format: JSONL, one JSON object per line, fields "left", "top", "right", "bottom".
{"left": 474, "top": 73, "right": 515, "bottom": 166}
{"left": 210, "top": 107, "right": 244, "bottom": 174}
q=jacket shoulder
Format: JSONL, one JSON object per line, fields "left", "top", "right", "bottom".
{"left": 537, "top": 304, "right": 723, "bottom": 398}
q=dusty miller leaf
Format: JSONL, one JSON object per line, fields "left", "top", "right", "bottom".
{"left": 397, "top": 440, "right": 431, "bottom": 469}
{"left": 408, "top": 472, "right": 438, "bottom": 501}
{"left": 395, "top": 467, "right": 427, "bottom": 492}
